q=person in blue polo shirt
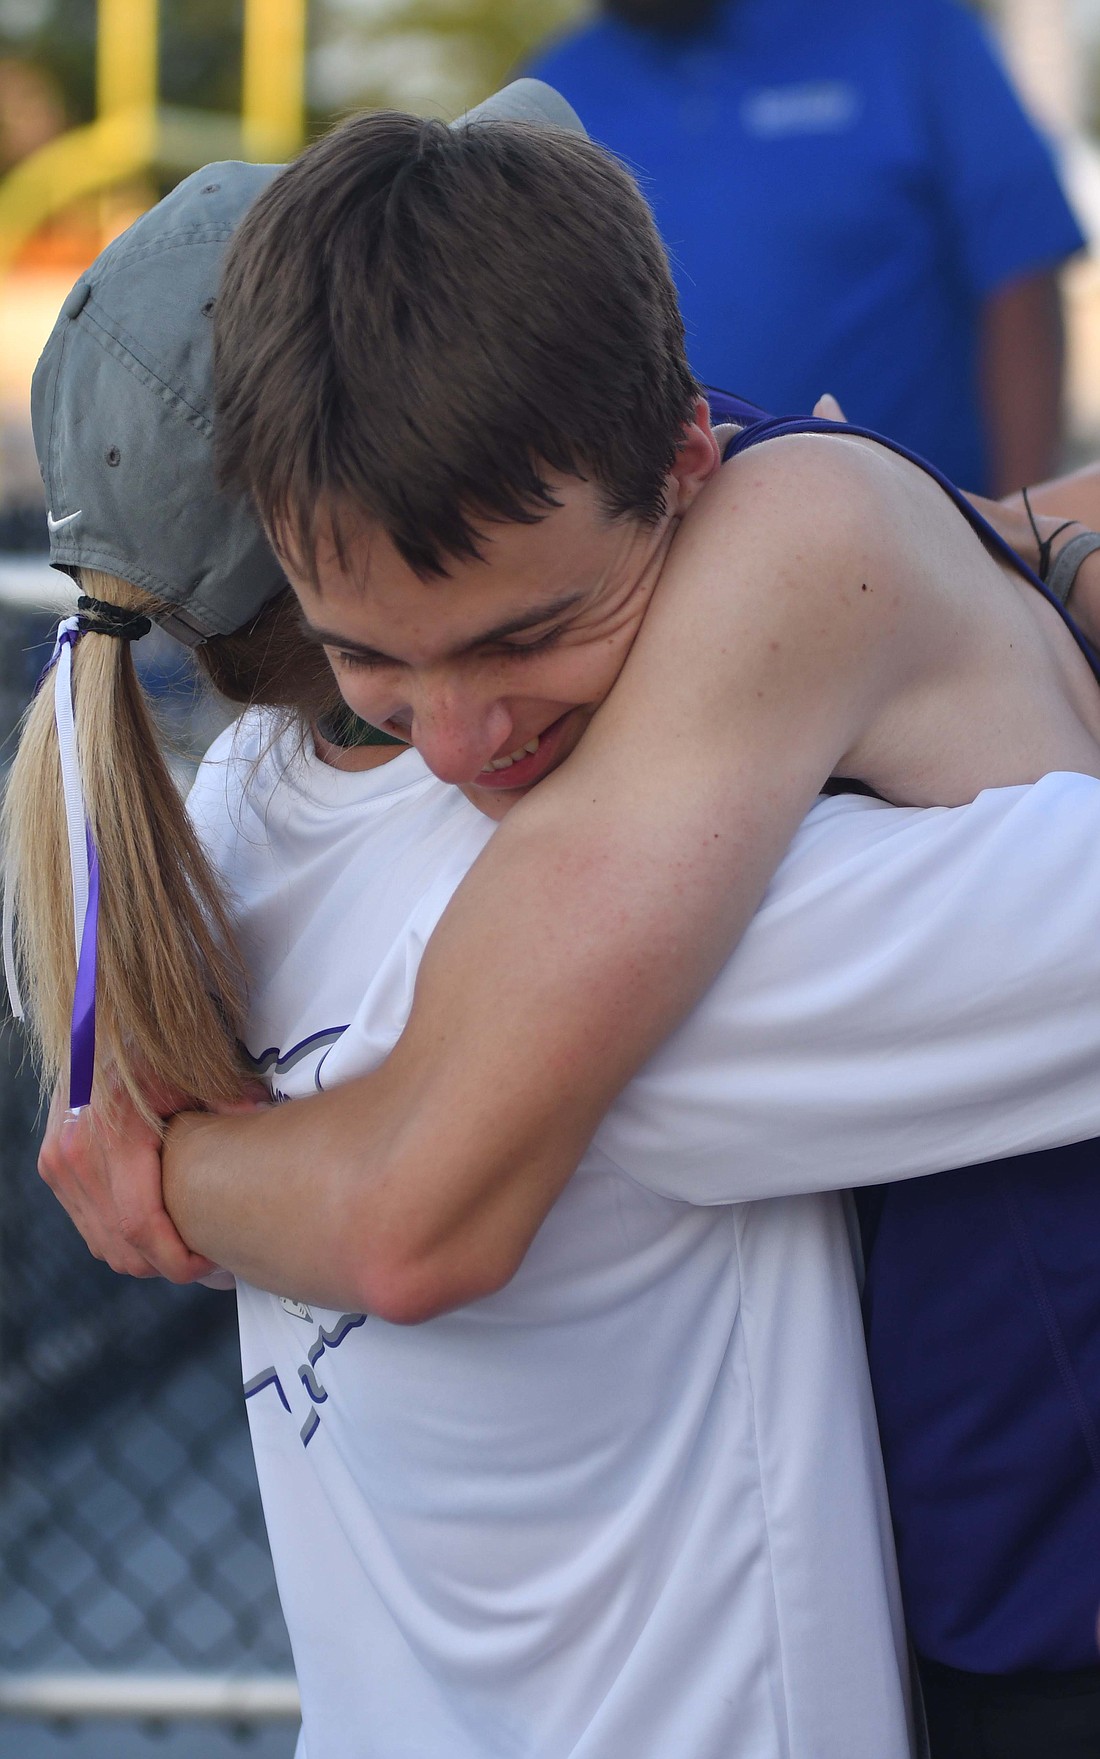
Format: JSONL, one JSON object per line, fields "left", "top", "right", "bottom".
{"left": 527, "top": 0, "right": 1085, "bottom": 494}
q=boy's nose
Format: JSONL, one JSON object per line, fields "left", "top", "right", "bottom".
{"left": 407, "top": 687, "right": 515, "bottom": 785}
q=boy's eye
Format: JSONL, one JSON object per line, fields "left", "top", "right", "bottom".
{"left": 329, "top": 623, "right": 568, "bottom": 670}
{"left": 496, "top": 625, "right": 566, "bottom": 657}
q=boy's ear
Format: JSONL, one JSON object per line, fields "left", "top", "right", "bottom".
{"left": 667, "top": 396, "right": 722, "bottom": 514}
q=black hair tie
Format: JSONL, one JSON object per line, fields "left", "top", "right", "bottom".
{"left": 76, "top": 595, "right": 152, "bottom": 642}
{"left": 1020, "top": 486, "right": 1077, "bottom": 585}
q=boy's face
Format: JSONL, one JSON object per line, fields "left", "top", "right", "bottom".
{"left": 287, "top": 406, "right": 719, "bottom": 818}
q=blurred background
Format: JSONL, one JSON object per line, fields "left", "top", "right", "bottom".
{"left": 2, "top": 0, "right": 1100, "bottom": 1753}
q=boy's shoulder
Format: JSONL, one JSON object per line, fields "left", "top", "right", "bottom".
{"left": 687, "top": 428, "right": 924, "bottom": 633}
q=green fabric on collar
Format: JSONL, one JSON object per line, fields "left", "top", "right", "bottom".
{"left": 316, "top": 707, "right": 409, "bottom": 748}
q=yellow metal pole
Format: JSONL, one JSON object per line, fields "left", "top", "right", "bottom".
{"left": 242, "top": 0, "right": 307, "bottom": 161}
{"left": 97, "top": 0, "right": 158, "bottom": 136}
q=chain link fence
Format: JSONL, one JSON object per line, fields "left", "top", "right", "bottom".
{"left": 0, "top": 591, "right": 297, "bottom": 1755}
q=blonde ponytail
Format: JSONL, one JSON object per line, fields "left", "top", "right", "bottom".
{"left": 4, "top": 570, "right": 245, "bottom": 1122}
{"left": 2, "top": 571, "right": 333, "bottom": 1126}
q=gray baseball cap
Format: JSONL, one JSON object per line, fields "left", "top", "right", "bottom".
{"left": 30, "top": 79, "right": 586, "bottom": 645}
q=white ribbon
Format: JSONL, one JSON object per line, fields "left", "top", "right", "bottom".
{"left": 2, "top": 861, "right": 22, "bottom": 1020}
{"left": 52, "top": 617, "right": 89, "bottom": 961}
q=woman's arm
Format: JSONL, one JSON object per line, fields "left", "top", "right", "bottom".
{"left": 1007, "top": 461, "right": 1100, "bottom": 532}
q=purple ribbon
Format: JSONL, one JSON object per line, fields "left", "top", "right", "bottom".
{"left": 36, "top": 617, "right": 101, "bottom": 1111}
{"left": 69, "top": 826, "right": 99, "bottom": 1110}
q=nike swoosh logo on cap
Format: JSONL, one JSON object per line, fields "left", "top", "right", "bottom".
{"left": 47, "top": 509, "right": 82, "bottom": 532}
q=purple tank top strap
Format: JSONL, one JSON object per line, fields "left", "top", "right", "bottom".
{"left": 715, "top": 404, "right": 1100, "bottom": 687}
{"left": 704, "top": 385, "right": 772, "bottom": 428}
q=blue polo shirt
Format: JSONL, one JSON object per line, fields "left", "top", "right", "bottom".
{"left": 529, "top": 0, "right": 1085, "bottom": 491}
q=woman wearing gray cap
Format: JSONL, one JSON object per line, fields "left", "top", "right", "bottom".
{"left": 14, "top": 86, "right": 1100, "bottom": 1759}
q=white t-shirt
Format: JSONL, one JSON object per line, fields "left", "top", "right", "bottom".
{"left": 188, "top": 713, "right": 1100, "bottom": 1759}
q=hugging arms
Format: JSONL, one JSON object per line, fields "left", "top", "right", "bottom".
{"left": 33, "top": 433, "right": 1100, "bottom": 1316}
{"left": 16, "top": 97, "right": 1100, "bottom": 1320}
